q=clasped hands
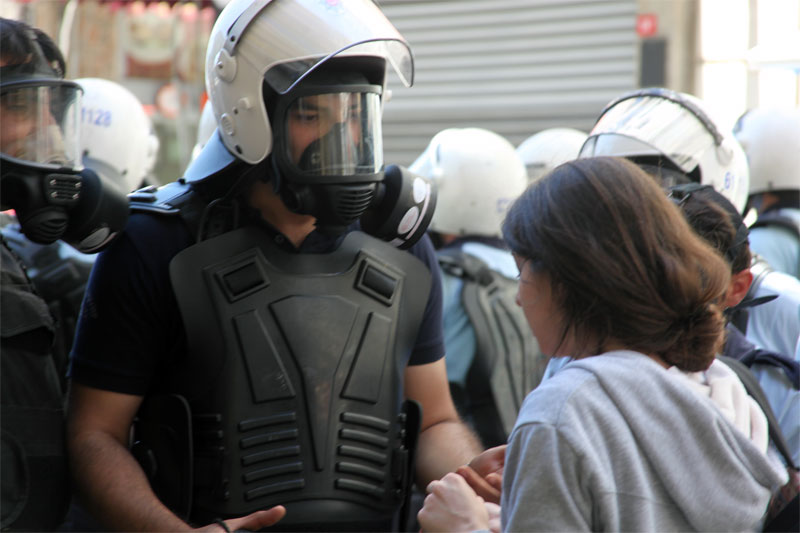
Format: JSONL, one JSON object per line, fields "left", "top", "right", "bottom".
{"left": 418, "top": 444, "right": 505, "bottom": 533}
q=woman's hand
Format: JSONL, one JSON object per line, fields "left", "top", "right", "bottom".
{"left": 457, "top": 445, "right": 506, "bottom": 504}
{"left": 418, "top": 473, "right": 489, "bottom": 532}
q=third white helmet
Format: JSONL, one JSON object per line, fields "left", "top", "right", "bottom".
{"left": 733, "top": 107, "right": 800, "bottom": 195}
{"left": 516, "top": 128, "right": 587, "bottom": 184}
{"left": 410, "top": 128, "right": 527, "bottom": 237}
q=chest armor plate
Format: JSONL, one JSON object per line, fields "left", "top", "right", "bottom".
{"left": 168, "top": 227, "right": 430, "bottom": 529}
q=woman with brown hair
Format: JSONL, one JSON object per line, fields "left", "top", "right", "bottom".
{"left": 418, "top": 156, "right": 787, "bottom": 532}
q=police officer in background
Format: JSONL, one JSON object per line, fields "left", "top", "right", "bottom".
{"left": 734, "top": 107, "right": 800, "bottom": 280}
{"left": 410, "top": 128, "right": 546, "bottom": 449}
{"left": 0, "top": 18, "right": 128, "bottom": 531}
{"left": 66, "top": 1, "right": 489, "bottom": 531}
{"left": 2, "top": 76, "right": 159, "bottom": 391}
{"left": 577, "top": 88, "right": 799, "bottom": 362}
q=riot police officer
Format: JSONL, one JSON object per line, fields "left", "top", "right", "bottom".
{"left": 66, "top": 1, "right": 484, "bottom": 531}
{"left": 0, "top": 17, "right": 127, "bottom": 531}
{"left": 735, "top": 107, "right": 800, "bottom": 280}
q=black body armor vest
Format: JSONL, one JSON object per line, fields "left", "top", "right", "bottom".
{"left": 168, "top": 227, "right": 429, "bottom": 529}
{"left": 126, "top": 173, "right": 432, "bottom": 529}
{"left": 0, "top": 240, "right": 70, "bottom": 531}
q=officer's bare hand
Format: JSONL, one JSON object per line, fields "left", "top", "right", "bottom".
{"left": 457, "top": 444, "right": 505, "bottom": 504}
{"left": 196, "top": 505, "right": 286, "bottom": 532}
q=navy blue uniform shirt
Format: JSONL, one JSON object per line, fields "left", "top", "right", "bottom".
{"left": 69, "top": 208, "right": 445, "bottom": 396}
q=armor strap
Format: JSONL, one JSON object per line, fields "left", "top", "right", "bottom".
{"left": 131, "top": 394, "right": 194, "bottom": 521}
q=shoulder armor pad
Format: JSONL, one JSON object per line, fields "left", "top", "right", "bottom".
{"left": 128, "top": 181, "right": 193, "bottom": 216}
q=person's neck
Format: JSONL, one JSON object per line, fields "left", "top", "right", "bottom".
{"left": 247, "top": 180, "right": 316, "bottom": 248}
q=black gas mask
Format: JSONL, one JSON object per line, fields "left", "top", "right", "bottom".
{"left": 1, "top": 158, "right": 128, "bottom": 253}
{"left": 270, "top": 79, "right": 384, "bottom": 235}
{"left": 265, "top": 69, "right": 435, "bottom": 246}
{"left": 1, "top": 36, "right": 128, "bottom": 253}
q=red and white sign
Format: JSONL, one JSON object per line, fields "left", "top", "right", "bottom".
{"left": 636, "top": 14, "right": 658, "bottom": 38}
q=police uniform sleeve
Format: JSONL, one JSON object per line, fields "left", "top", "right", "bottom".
{"left": 68, "top": 214, "right": 190, "bottom": 395}
{"left": 405, "top": 233, "right": 445, "bottom": 366}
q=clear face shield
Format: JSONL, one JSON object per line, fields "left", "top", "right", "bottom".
{"left": 283, "top": 89, "right": 382, "bottom": 180}
{"left": 0, "top": 81, "right": 82, "bottom": 170}
{"left": 579, "top": 95, "right": 720, "bottom": 176}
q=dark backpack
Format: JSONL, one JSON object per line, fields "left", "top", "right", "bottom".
{"left": 438, "top": 248, "right": 548, "bottom": 447}
{"left": 719, "top": 356, "right": 799, "bottom": 533}
{"left": 1, "top": 241, "right": 70, "bottom": 531}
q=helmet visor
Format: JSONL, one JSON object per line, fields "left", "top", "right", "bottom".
{"left": 285, "top": 91, "right": 382, "bottom": 177}
{"left": 1, "top": 82, "right": 82, "bottom": 169}
{"left": 580, "top": 96, "right": 717, "bottom": 174}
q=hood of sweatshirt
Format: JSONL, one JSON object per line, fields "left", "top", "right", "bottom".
{"left": 552, "top": 351, "right": 787, "bottom": 531}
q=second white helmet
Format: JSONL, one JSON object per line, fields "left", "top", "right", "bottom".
{"left": 77, "top": 77, "right": 159, "bottom": 192}
{"left": 516, "top": 128, "right": 588, "bottom": 184}
{"left": 410, "top": 128, "right": 527, "bottom": 237}
{"left": 733, "top": 107, "right": 800, "bottom": 195}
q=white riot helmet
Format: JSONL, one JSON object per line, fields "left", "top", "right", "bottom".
{"left": 76, "top": 78, "right": 159, "bottom": 193}
{"left": 410, "top": 128, "right": 527, "bottom": 237}
{"left": 205, "top": 0, "right": 413, "bottom": 165}
{"left": 733, "top": 107, "right": 800, "bottom": 194}
{"left": 579, "top": 88, "right": 750, "bottom": 213}
{"left": 202, "top": 0, "right": 414, "bottom": 233}
{"left": 516, "top": 128, "right": 587, "bottom": 183}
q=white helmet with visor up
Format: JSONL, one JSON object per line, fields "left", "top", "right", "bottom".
{"left": 579, "top": 88, "right": 750, "bottom": 213}
{"left": 410, "top": 128, "right": 527, "bottom": 237}
{"left": 516, "top": 127, "right": 587, "bottom": 184}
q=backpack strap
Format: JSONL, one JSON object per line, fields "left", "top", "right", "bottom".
{"left": 718, "top": 356, "right": 795, "bottom": 469}
{"left": 717, "top": 356, "right": 799, "bottom": 532}
{"left": 751, "top": 212, "right": 800, "bottom": 240}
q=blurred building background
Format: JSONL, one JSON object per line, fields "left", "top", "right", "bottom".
{"left": 3, "top": 0, "right": 798, "bottom": 177}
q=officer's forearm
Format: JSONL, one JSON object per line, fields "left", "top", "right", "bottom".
{"left": 68, "top": 429, "right": 191, "bottom": 532}
{"left": 414, "top": 418, "right": 483, "bottom": 487}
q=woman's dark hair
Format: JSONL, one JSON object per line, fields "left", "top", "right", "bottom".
{"left": 0, "top": 18, "right": 66, "bottom": 77}
{"left": 502, "top": 156, "right": 730, "bottom": 371}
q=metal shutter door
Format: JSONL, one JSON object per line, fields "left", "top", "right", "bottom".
{"left": 377, "top": 0, "right": 637, "bottom": 165}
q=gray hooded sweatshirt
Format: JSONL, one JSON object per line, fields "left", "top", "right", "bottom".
{"left": 501, "top": 350, "right": 787, "bottom": 532}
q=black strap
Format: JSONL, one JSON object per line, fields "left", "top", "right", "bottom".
{"left": 751, "top": 213, "right": 800, "bottom": 239}
{"left": 718, "top": 356, "right": 797, "bottom": 470}
{"left": 437, "top": 248, "right": 495, "bottom": 286}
